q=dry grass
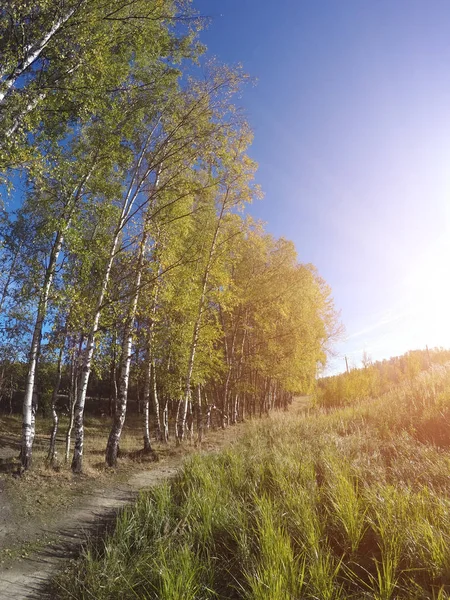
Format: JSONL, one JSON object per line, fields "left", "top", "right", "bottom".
{"left": 54, "top": 367, "right": 450, "bottom": 599}
{"left": 0, "top": 407, "right": 246, "bottom": 561}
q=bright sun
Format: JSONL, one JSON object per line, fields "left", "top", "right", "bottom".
{"left": 407, "top": 236, "right": 450, "bottom": 347}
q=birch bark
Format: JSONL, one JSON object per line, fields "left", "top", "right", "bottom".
{"left": 105, "top": 226, "right": 149, "bottom": 467}
{"left": 21, "top": 171, "right": 92, "bottom": 470}
{"left": 65, "top": 337, "right": 79, "bottom": 463}
{"left": 0, "top": 5, "right": 80, "bottom": 106}
{"left": 47, "top": 343, "right": 64, "bottom": 467}
{"left": 142, "top": 280, "right": 161, "bottom": 451}
{"left": 21, "top": 230, "right": 64, "bottom": 469}
{"left": 105, "top": 168, "right": 162, "bottom": 467}
{"left": 72, "top": 142, "right": 153, "bottom": 472}
{"left": 177, "top": 200, "right": 226, "bottom": 441}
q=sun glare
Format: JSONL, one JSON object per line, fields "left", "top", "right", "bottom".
{"left": 406, "top": 236, "right": 450, "bottom": 348}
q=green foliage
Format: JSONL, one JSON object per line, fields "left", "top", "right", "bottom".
{"left": 0, "top": 0, "right": 199, "bottom": 167}
{"left": 56, "top": 365, "right": 450, "bottom": 598}
{"left": 0, "top": 0, "right": 339, "bottom": 472}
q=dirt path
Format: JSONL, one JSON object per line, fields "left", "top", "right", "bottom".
{"left": 0, "top": 402, "right": 310, "bottom": 599}
{"left": 0, "top": 455, "right": 184, "bottom": 599}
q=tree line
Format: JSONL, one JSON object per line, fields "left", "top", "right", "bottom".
{"left": 0, "top": 0, "right": 339, "bottom": 473}
{"left": 316, "top": 347, "right": 450, "bottom": 407}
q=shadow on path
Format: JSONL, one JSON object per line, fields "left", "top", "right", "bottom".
{"left": 0, "top": 462, "right": 179, "bottom": 600}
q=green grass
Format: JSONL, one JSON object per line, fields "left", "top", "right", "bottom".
{"left": 56, "top": 364, "right": 450, "bottom": 599}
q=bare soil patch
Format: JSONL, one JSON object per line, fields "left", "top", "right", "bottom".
{"left": 0, "top": 421, "right": 247, "bottom": 600}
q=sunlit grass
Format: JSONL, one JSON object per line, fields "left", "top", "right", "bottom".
{"left": 55, "top": 364, "right": 450, "bottom": 599}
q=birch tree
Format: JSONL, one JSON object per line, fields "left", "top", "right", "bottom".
{"left": 177, "top": 125, "right": 259, "bottom": 441}
{"left": 0, "top": 0, "right": 198, "bottom": 167}
{"left": 100, "top": 65, "right": 255, "bottom": 467}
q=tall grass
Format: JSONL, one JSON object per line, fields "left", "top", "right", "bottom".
{"left": 56, "top": 364, "right": 450, "bottom": 599}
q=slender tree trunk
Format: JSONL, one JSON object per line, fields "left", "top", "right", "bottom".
{"left": 152, "top": 360, "right": 162, "bottom": 440}
{"left": 136, "top": 351, "right": 141, "bottom": 415}
{"left": 162, "top": 398, "right": 169, "bottom": 443}
{"left": 9, "top": 376, "right": 13, "bottom": 415}
{"left": 105, "top": 205, "right": 156, "bottom": 466}
{"left": 71, "top": 234, "right": 124, "bottom": 471}
{"left": 72, "top": 147, "right": 155, "bottom": 472}
{"left": 0, "top": 242, "right": 22, "bottom": 314}
{"left": 47, "top": 342, "right": 64, "bottom": 467}
{"left": 109, "top": 342, "right": 117, "bottom": 417}
{"left": 65, "top": 337, "right": 80, "bottom": 462}
{"left": 0, "top": 6, "right": 79, "bottom": 105}
{"left": 20, "top": 168, "right": 93, "bottom": 471}
{"left": 21, "top": 230, "right": 64, "bottom": 470}
{"left": 219, "top": 306, "right": 238, "bottom": 427}
{"left": 232, "top": 393, "right": 239, "bottom": 425}
{"left": 142, "top": 279, "right": 160, "bottom": 450}
{"left": 105, "top": 295, "right": 139, "bottom": 466}
{"left": 175, "top": 398, "right": 182, "bottom": 442}
{"left": 178, "top": 201, "right": 226, "bottom": 441}
{"left": 65, "top": 375, "right": 77, "bottom": 463}
{"left": 142, "top": 365, "right": 153, "bottom": 453}
{"left": 186, "top": 401, "right": 194, "bottom": 442}
{"left": 196, "top": 384, "right": 203, "bottom": 444}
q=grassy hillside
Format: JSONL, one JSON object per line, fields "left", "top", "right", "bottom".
{"left": 316, "top": 348, "right": 450, "bottom": 408}
{"left": 57, "top": 364, "right": 450, "bottom": 599}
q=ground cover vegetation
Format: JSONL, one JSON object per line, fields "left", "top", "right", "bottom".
{"left": 317, "top": 348, "right": 450, "bottom": 408}
{"left": 56, "top": 363, "right": 450, "bottom": 599}
{"left": 0, "top": 0, "right": 339, "bottom": 475}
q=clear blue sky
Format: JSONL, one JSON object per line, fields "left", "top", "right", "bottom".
{"left": 193, "top": 0, "right": 450, "bottom": 373}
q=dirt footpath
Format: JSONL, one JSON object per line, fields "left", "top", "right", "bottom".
{"left": 0, "top": 456, "right": 182, "bottom": 599}
{"left": 0, "top": 404, "right": 308, "bottom": 599}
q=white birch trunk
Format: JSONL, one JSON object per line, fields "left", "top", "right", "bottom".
{"left": 0, "top": 6, "right": 79, "bottom": 105}
{"left": 142, "top": 364, "right": 153, "bottom": 453}
{"left": 105, "top": 234, "right": 146, "bottom": 467}
{"left": 65, "top": 344, "right": 78, "bottom": 463}
{"left": 151, "top": 360, "right": 162, "bottom": 440}
{"left": 196, "top": 384, "right": 203, "bottom": 444}
{"left": 72, "top": 146, "right": 153, "bottom": 472}
{"left": 71, "top": 236, "right": 119, "bottom": 472}
{"left": 177, "top": 201, "right": 226, "bottom": 441}
{"left": 142, "top": 280, "right": 160, "bottom": 450}
{"left": 21, "top": 230, "right": 64, "bottom": 470}
{"left": 162, "top": 399, "right": 169, "bottom": 443}
{"left": 105, "top": 168, "right": 161, "bottom": 467}
{"left": 47, "top": 343, "right": 64, "bottom": 466}
{"left": 21, "top": 171, "right": 93, "bottom": 470}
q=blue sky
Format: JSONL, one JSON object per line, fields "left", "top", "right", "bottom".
{"left": 193, "top": 0, "right": 450, "bottom": 373}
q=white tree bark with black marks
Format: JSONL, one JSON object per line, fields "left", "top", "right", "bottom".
{"left": 21, "top": 230, "right": 64, "bottom": 470}
{"left": 72, "top": 143, "right": 154, "bottom": 472}
{"left": 220, "top": 306, "right": 241, "bottom": 426}
{"left": 196, "top": 384, "right": 203, "bottom": 444}
{"left": 47, "top": 342, "right": 64, "bottom": 467}
{"left": 177, "top": 198, "right": 227, "bottom": 441}
{"left": 162, "top": 397, "right": 169, "bottom": 442}
{"left": 105, "top": 227, "right": 149, "bottom": 467}
{"left": 105, "top": 168, "right": 162, "bottom": 467}
{"left": 0, "top": 4, "right": 80, "bottom": 106}
{"left": 142, "top": 363, "right": 153, "bottom": 453}
{"left": 142, "top": 279, "right": 161, "bottom": 451}
{"left": 65, "top": 338, "right": 79, "bottom": 463}
{"left": 21, "top": 172, "right": 93, "bottom": 470}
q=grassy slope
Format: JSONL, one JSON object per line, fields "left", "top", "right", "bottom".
{"left": 56, "top": 365, "right": 450, "bottom": 599}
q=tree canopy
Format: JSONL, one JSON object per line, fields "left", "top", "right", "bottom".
{"left": 0, "top": 0, "right": 340, "bottom": 472}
